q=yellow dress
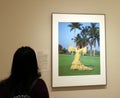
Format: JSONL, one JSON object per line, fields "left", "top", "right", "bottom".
{"left": 68, "top": 46, "right": 92, "bottom": 70}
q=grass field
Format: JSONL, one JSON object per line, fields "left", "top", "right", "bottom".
{"left": 59, "top": 54, "right": 100, "bottom": 76}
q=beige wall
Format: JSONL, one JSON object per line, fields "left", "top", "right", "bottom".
{"left": 0, "top": 0, "right": 120, "bottom": 98}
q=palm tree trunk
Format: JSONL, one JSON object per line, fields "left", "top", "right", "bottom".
{"left": 93, "top": 47, "right": 96, "bottom": 56}
{"left": 90, "top": 46, "right": 92, "bottom": 56}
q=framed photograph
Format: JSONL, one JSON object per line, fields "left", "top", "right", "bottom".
{"left": 52, "top": 13, "right": 106, "bottom": 87}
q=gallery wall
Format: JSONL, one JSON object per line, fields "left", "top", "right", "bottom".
{"left": 0, "top": 0, "right": 120, "bottom": 98}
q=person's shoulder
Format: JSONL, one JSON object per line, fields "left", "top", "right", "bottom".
{"left": 0, "top": 79, "right": 8, "bottom": 91}
{"left": 0, "top": 80, "right": 6, "bottom": 87}
{"left": 34, "top": 78, "right": 47, "bottom": 88}
{"left": 37, "top": 78, "right": 46, "bottom": 84}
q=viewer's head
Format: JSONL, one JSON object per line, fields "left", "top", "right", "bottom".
{"left": 10, "top": 46, "right": 40, "bottom": 80}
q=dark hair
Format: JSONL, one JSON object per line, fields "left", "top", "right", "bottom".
{"left": 6, "top": 46, "right": 41, "bottom": 87}
{"left": 0, "top": 46, "right": 41, "bottom": 95}
{"left": 77, "top": 43, "right": 82, "bottom": 48}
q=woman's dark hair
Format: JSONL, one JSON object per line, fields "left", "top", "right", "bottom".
{"left": 0, "top": 46, "right": 41, "bottom": 95}
{"left": 77, "top": 43, "right": 82, "bottom": 48}
{"left": 8, "top": 46, "right": 41, "bottom": 84}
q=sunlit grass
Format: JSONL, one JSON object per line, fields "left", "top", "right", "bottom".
{"left": 59, "top": 54, "right": 100, "bottom": 76}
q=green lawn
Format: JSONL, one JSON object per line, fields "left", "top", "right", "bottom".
{"left": 59, "top": 54, "right": 100, "bottom": 76}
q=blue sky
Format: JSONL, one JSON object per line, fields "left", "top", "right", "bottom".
{"left": 58, "top": 22, "right": 100, "bottom": 51}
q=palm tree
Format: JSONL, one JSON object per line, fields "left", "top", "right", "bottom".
{"left": 80, "top": 26, "right": 90, "bottom": 47}
{"left": 74, "top": 34, "right": 83, "bottom": 46}
{"left": 88, "top": 23, "right": 99, "bottom": 56}
{"left": 88, "top": 39, "right": 94, "bottom": 56}
{"left": 68, "top": 22, "right": 82, "bottom": 46}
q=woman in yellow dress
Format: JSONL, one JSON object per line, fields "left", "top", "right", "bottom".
{"left": 68, "top": 44, "right": 93, "bottom": 70}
